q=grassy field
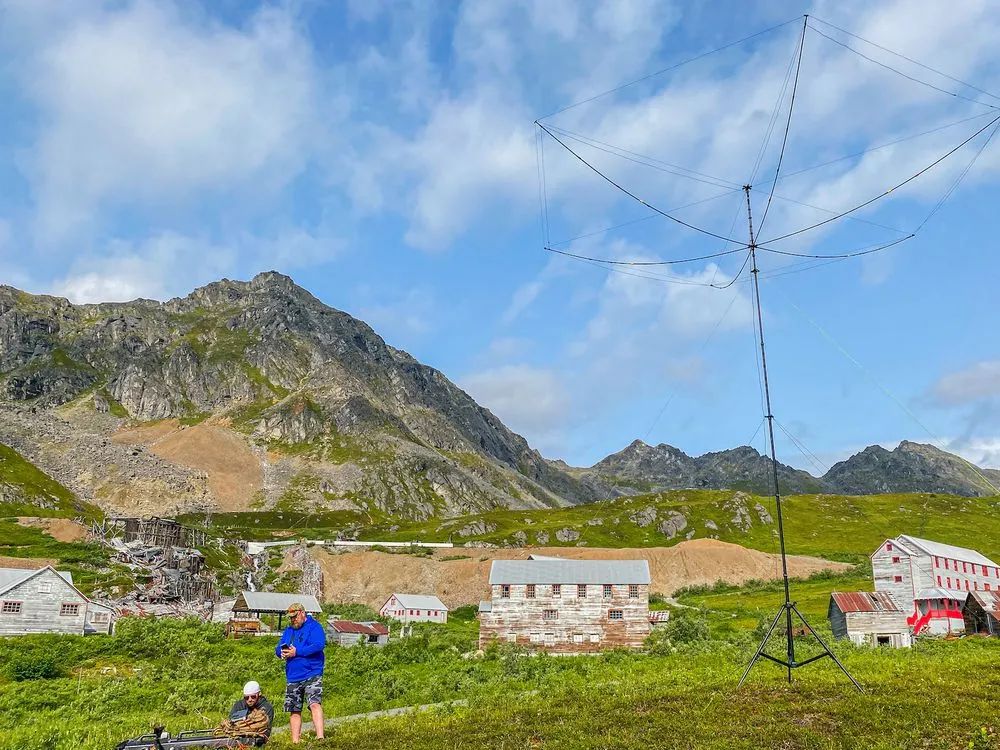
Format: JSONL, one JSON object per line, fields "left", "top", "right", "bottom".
{"left": 0, "top": 590, "right": 996, "bottom": 750}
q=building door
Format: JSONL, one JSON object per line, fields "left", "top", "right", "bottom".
{"left": 876, "top": 635, "right": 891, "bottom": 647}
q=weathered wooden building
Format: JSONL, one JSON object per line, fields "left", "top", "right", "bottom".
{"left": 230, "top": 591, "right": 322, "bottom": 633}
{"left": 963, "top": 590, "right": 1000, "bottom": 636}
{"left": 828, "top": 591, "right": 911, "bottom": 647}
{"left": 330, "top": 620, "right": 390, "bottom": 647}
{"left": 871, "top": 535, "right": 999, "bottom": 636}
{"left": 479, "top": 558, "right": 651, "bottom": 653}
{"left": 0, "top": 566, "right": 116, "bottom": 636}
{"left": 380, "top": 593, "right": 448, "bottom": 624}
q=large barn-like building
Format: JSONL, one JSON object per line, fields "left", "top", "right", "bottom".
{"left": 871, "top": 535, "right": 1000, "bottom": 636}
{"left": 0, "top": 566, "right": 115, "bottom": 636}
{"left": 478, "top": 558, "right": 651, "bottom": 653}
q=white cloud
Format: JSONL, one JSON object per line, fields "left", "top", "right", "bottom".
{"left": 43, "top": 224, "right": 340, "bottom": 304}
{"left": 461, "top": 364, "right": 571, "bottom": 449}
{"left": 18, "top": 1, "right": 320, "bottom": 241}
{"left": 931, "top": 361, "right": 1000, "bottom": 405}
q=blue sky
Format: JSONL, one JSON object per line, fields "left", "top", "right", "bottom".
{"left": 1, "top": 0, "right": 999, "bottom": 472}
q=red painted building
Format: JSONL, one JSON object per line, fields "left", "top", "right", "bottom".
{"left": 871, "top": 535, "right": 999, "bottom": 636}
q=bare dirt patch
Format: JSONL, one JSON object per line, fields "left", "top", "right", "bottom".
{"left": 311, "top": 539, "right": 852, "bottom": 609}
{"left": 0, "top": 556, "right": 56, "bottom": 569}
{"left": 114, "top": 422, "right": 263, "bottom": 511}
{"left": 16, "top": 517, "right": 90, "bottom": 543}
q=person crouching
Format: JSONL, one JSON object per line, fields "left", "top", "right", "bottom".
{"left": 219, "top": 680, "right": 274, "bottom": 745}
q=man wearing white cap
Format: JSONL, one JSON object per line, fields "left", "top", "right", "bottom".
{"left": 219, "top": 680, "right": 274, "bottom": 745}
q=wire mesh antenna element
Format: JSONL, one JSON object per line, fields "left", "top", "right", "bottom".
{"left": 736, "top": 184, "right": 862, "bottom": 692}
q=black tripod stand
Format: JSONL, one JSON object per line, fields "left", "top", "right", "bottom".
{"left": 736, "top": 185, "right": 862, "bottom": 692}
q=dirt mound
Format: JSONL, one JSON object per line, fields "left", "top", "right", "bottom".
{"left": 114, "top": 422, "right": 262, "bottom": 511}
{"left": 16, "top": 517, "right": 90, "bottom": 542}
{"left": 0, "top": 556, "right": 56, "bottom": 570}
{"left": 311, "top": 539, "right": 852, "bottom": 609}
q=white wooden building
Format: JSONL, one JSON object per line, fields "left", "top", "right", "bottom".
{"left": 828, "top": 591, "right": 911, "bottom": 648}
{"left": 478, "top": 558, "right": 651, "bottom": 653}
{"left": 380, "top": 593, "right": 448, "bottom": 624}
{"left": 0, "top": 566, "right": 116, "bottom": 636}
{"left": 871, "top": 535, "right": 999, "bottom": 636}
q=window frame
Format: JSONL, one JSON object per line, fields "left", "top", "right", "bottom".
{"left": 608, "top": 609, "right": 624, "bottom": 621}
{"left": 577, "top": 584, "right": 587, "bottom": 598}
{"left": 603, "top": 584, "right": 613, "bottom": 599}
{"left": 543, "top": 609, "right": 558, "bottom": 621}
{"left": 628, "top": 584, "right": 639, "bottom": 598}
{"left": 1, "top": 600, "right": 23, "bottom": 615}
{"left": 552, "top": 584, "right": 561, "bottom": 598}
{"left": 526, "top": 584, "right": 536, "bottom": 599}
{"left": 60, "top": 602, "right": 80, "bottom": 617}
{"left": 501, "top": 584, "right": 511, "bottom": 599}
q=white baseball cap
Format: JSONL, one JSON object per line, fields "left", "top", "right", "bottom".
{"left": 243, "top": 681, "right": 261, "bottom": 696}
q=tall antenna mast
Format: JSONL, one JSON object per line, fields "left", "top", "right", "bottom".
{"left": 737, "top": 184, "right": 862, "bottom": 691}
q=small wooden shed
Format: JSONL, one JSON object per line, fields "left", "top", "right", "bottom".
{"left": 330, "top": 620, "right": 390, "bottom": 647}
{"left": 963, "top": 590, "right": 1000, "bottom": 636}
{"left": 828, "top": 591, "right": 911, "bottom": 648}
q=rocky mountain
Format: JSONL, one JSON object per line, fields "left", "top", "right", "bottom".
{"left": 0, "top": 273, "right": 602, "bottom": 518}
{"left": 589, "top": 439, "right": 827, "bottom": 495}
{"left": 588, "top": 439, "right": 999, "bottom": 498}
{"left": 822, "top": 440, "right": 1000, "bottom": 497}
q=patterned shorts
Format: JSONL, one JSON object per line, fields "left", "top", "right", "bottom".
{"left": 284, "top": 675, "right": 323, "bottom": 713}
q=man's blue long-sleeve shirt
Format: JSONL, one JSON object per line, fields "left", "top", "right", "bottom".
{"left": 275, "top": 616, "right": 326, "bottom": 682}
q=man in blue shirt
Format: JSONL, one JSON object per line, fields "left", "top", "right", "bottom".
{"left": 275, "top": 602, "right": 326, "bottom": 743}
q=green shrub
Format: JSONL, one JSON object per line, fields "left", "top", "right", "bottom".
{"left": 8, "top": 653, "right": 64, "bottom": 681}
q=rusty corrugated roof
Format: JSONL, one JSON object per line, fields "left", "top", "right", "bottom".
{"left": 830, "top": 591, "right": 901, "bottom": 613}
{"left": 331, "top": 620, "right": 389, "bottom": 636}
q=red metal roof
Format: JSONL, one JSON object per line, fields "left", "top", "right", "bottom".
{"left": 331, "top": 620, "right": 389, "bottom": 636}
{"left": 830, "top": 591, "right": 901, "bottom": 613}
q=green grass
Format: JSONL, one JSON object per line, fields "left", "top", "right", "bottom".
{"left": 0, "top": 594, "right": 996, "bottom": 750}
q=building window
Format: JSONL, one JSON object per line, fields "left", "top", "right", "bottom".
{"left": 91, "top": 612, "right": 109, "bottom": 624}
{"left": 1, "top": 601, "right": 22, "bottom": 615}
{"left": 946, "top": 578, "right": 951, "bottom": 588}
{"left": 526, "top": 584, "right": 536, "bottom": 599}
{"left": 506, "top": 632, "right": 516, "bottom": 643}
{"left": 501, "top": 584, "right": 511, "bottom": 598}
{"left": 885, "top": 543, "right": 893, "bottom": 551}
{"left": 60, "top": 603, "right": 80, "bottom": 617}
{"left": 965, "top": 580, "right": 970, "bottom": 591}
{"left": 608, "top": 609, "right": 623, "bottom": 621}
{"left": 543, "top": 609, "right": 558, "bottom": 621}
{"left": 552, "top": 584, "right": 561, "bottom": 597}
{"left": 944, "top": 560, "right": 950, "bottom": 570}
{"left": 893, "top": 575, "right": 903, "bottom": 583}
{"left": 983, "top": 565, "right": 990, "bottom": 576}
{"left": 986, "top": 583, "right": 992, "bottom": 591}
{"left": 629, "top": 584, "right": 639, "bottom": 598}
{"left": 578, "top": 584, "right": 587, "bottom": 598}
{"left": 937, "top": 575, "right": 942, "bottom": 586}
{"left": 963, "top": 562, "right": 968, "bottom": 573}
{"left": 891, "top": 556, "right": 900, "bottom": 564}
{"left": 38, "top": 582, "right": 52, "bottom": 594}
{"left": 934, "top": 557, "right": 939, "bottom": 567}
{"left": 603, "top": 584, "right": 613, "bottom": 599}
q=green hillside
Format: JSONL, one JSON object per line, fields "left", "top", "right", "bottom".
{"left": 185, "top": 489, "right": 1000, "bottom": 564}
{"left": 0, "top": 443, "right": 101, "bottom": 519}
